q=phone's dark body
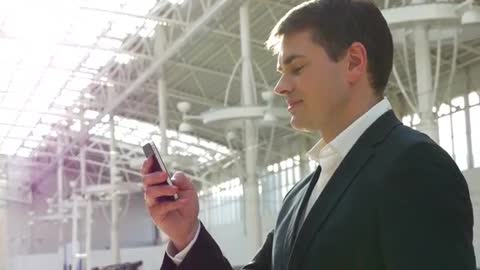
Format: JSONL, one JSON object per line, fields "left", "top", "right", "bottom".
{"left": 142, "top": 142, "right": 178, "bottom": 202}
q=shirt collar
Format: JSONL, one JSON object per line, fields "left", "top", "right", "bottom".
{"left": 307, "top": 98, "right": 392, "bottom": 163}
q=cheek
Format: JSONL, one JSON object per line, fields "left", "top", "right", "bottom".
{"left": 302, "top": 68, "right": 337, "bottom": 101}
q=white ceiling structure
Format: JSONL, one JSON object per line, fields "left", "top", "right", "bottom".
{"left": 0, "top": 0, "right": 479, "bottom": 199}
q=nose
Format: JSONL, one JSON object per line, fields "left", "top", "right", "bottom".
{"left": 273, "top": 75, "right": 293, "bottom": 96}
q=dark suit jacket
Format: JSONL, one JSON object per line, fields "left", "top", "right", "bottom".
{"left": 161, "top": 110, "right": 476, "bottom": 270}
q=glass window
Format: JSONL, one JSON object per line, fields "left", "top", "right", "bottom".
{"left": 412, "top": 114, "right": 421, "bottom": 126}
{"left": 438, "top": 115, "right": 453, "bottom": 156}
{"left": 470, "top": 105, "right": 480, "bottom": 168}
{"left": 451, "top": 96, "right": 466, "bottom": 110}
{"left": 402, "top": 115, "right": 412, "bottom": 126}
{"left": 452, "top": 110, "right": 468, "bottom": 170}
{"left": 469, "top": 92, "right": 479, "bottom": 106}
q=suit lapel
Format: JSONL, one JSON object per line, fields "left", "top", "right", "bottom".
{"left": 284, "top": 166, "right": 322, "bottom": 255}
{"left": 286, "top": 110, "right": 401, "bottom": 270}
{"left": 289, "top": 166, "right": 321, "bottom": 244}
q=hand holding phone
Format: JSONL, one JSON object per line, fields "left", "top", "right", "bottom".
{"left": 141, "top": 142, "right": 200, "bottom": 251}
{"left": 142, "top": 142, "right": 178, "bottom": 202}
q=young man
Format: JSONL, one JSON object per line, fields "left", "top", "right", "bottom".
{"left": 142, "top": 0, "right": 476, "bottom": 269}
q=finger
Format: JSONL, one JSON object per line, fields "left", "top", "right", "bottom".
{"left": 144, "top": 193, "right": 156, "bottom": 208}
{"left": 145, "top": 185, "right": 178, "bottom": 201}
{"left": 143, "top": 171, "right": 168, "bottom": 187}
{"left": 141, "top": 157, "right": 153, "bottom": 176}
{"left": 148, "top": 199, "right": 187, "bottom": 217}
{"left": 171, "top": 172, "right": 194, "bottom": 190}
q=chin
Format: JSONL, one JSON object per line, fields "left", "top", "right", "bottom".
{"left": 290, "top": 117, "right": 315, "bottom": 133}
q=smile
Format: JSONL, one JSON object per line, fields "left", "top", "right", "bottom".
{"left": 287, "top": 100, "right": 303, "bottom": 112}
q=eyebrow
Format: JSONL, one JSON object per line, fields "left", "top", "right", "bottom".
{"left": 277, "top": 54, "right": 306, "bottom": 71}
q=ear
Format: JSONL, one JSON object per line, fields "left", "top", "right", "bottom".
{"left": 345, "top": 42, "right": 368, "bottom": 86}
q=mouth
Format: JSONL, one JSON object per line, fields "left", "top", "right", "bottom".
{"left": 287, "top": 100, "right": 303, "bottom": 112}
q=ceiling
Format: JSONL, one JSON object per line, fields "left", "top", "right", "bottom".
{"left": 0, "top": 0, "right": 479, "bottom": 193}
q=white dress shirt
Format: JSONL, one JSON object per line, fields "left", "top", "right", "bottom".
{"left": 302, "top": 98, "right": 391, "bottom": 223}
{"left": 167, "top": 98, "right": 392, "bottom": 265}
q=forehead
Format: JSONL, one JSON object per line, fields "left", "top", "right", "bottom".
{"left": 277, "top": 30, "right": 312, "bottom": 56}
{"left": 276, "top": 30, "right": 325, "bottom": 65}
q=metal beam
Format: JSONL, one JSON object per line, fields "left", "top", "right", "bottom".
{"left": 33, "top": 0, "right": 240, "bottom": 187}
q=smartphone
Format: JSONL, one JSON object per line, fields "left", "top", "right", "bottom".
{"left": 142, "top": 142, "right": 178, "bottom": 202}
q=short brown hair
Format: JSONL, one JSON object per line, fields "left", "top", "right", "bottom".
{"left": 266, "top": 0, "right": 393, "bottom": 96}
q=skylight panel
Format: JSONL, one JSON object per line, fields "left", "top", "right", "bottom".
{"left": 2, "top": 94, "right": 28, "bottom": 109}
{"left": 0, "top": 138, "right": 22, "bottom": 155}
{"left": 214, "top": 153, "right": 223, "bottom": 161}
{"left": 123, "top": 0, "right": 156, "bottom": 15}
{"left": 114, "top": 126, "right": 133, "bottom": 140}
{"left": 101, "top": 114, "right": 110, "bottom": 123}
{"left": 136, "top": 121, "right": 157, "bottom": 134}
{"left": 79, "top": 0, "right": 124, "bottom": 11}
{"left": 198, "top": 157, "right": 208, "bottom": 164}
{"left": 65, "top": 78, "right": 92, "bottom": 91}
{"left": 188, "top": 145, "right": 207, "bottom": 157}
{"left": 55, "top": 91, "right": 82, "bottom": 107}
{"left": 65, "top": 9, "right": 108, "bottom": 45}
{"left": 1, "top": 0, "right": 70, "bottom": 43}
{"left": 84, "top": 50, "right": 115, "bottom": 69}
{"left": 84, "top": 110, "right": 99, "bottom": 120}
{"left": 139, "top": 19, "right": 159, "bottom": 38}
{"left": 48, "top": 107, "right": 68, "bottom": 116}
{"left": 21, "top": 48, "right": 54, "bottom": 68}
{"left": 16, "top": 147, "right": 32, "bottom": 157}
{"left": 168, "top": 0, "right": 185, "bottom": 5}
{"left": 40, "top": 115, "right": 62, "bottom": 124}
{"left": 89, "top": 123, "right": 109, "bottom": 136}
{"left": 9, "top": 127, "right": 31, "bottom": 138}
{"left": 0, "top": 124, "right": 9, "bottom": 137}
{"left": 0, "top": 76, "right": 10, "bottom": 92}
{"left": 97, "top": 38, "right": 123, "bottom": 50}
{"left": 122, "top": 135, "right": 141, "bottom": 145}
{"left": 25, "top": 98, "right": 51, "bottom": 112}
{"left": 170, "top": 140, "right": 187, "bottom": 149}
{"left": 178, "top": 134, "right": 199, "bottom": 145}
{"left": 115, "top": 53, "right": 135, "bottom": 65}
{"left": 24, "top": 140, "right": 40, "bottom": 149}
{"left": 111, "top": 15, "right": 149, "bottom": 37}
{"left": 31, "top": 124, "right": 51, "bottom": 139}
{"left": 70, "top": 120, "right": 81, "bottom": 132}
{"left": 51, "top": 47, "right": 89, "bottom": 70}
{"left": 37, "top": 69, "right": 71, "bottom": 91}
{"left": 0, "top": 109, "right": 18, "bottom": 125}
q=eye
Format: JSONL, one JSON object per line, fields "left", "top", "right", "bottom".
{"left": 292, "top": 65, "right": 304, "bottom": 75}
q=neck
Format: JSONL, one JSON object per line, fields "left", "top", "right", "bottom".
{"left": 320, "top": 95, "right": 382, "bottom": 143}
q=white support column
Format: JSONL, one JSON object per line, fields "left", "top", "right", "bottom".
{"left": 465, "top": 68, "right": 474, "bottom": 169}
{"left": 0, "top": 204, "right": 6, "bottom": 270}
{"left": 85, "top": 195, "right": 92, "bottom": 270}
{"left": 414, "top": 23, "right": 439, "bottom": 142}
{"left": 57, "top": 135, "right": 65, "bottom": 267}
{"left": 72, "top": 195, "right": 79, "bottom": 270}
{"left": 240, "top": 2, "right": 262, "bottom": 253}
{"left": 158, "top": 78, "right": 169, "bottom": 154}
{"left": 80, "top": 109, "right": 87, "bottom": 194}
{"left": 79, "top": 108, "right": 87, "bottom": 270}
{"left": 465, "top": 94, "right": 474, "bottom": 169}
{"left": 155, "top": 25, "right": 169, "bottom": 155}
{"left": 109, "top": 114, "right": 120, "bottom": 264}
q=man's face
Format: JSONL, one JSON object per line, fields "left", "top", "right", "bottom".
{"left": 273, "top": 30, "right": 350, "bottom": 132}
